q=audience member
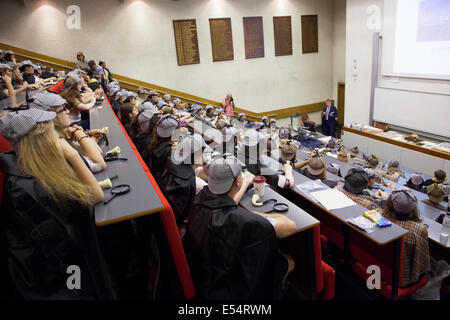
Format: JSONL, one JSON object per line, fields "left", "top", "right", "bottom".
{"left": 335, "top": 168, "right": 381, "bottom": 211}
{"left": 75, "top": 51, "right": 90, "bottom": 72}
{"left": 60, "top": 75, "right": 96, "bottom": 130}
{"left": 183, "top": 155, "right": 296, "bottom": 299}
{"left": 157, "top": 134, "right": 207, "bottom": 224}
{"left": 0, "top": 108, "right": 114, "bottom": 299}
{"left": 423, "top": 169, "right": 446, "bottom": 187}
{"left": 382, "top": 189, "right": 430, "bottom": 287}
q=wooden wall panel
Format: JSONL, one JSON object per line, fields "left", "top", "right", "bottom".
{"left": 243, "top": 16, "right": 265, "bottom": 59}
{"left": 173, "top": 19, "right": 200, "bottom": 65}
{"left": 209, "top": 18, "right": 234, "bottom": 62}
{"left": 301, "top": 15, "right": 318, "bottom": 54}
{"left": 273, "top": 16, "right": 293, "bottom": 56}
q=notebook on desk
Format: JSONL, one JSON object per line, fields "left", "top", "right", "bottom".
{"left": 309, "top": 188, "right": 356, "bottom": 211}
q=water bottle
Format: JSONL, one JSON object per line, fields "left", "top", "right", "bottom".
{"left": 441, "top": 209, "right": 450, "bottom": 245}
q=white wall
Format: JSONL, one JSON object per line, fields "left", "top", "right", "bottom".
{"left": 332, "top": 0, "right": 346, "bottom": 113}
{"left": 0, "top": 0, "right": 338, "bottom": 114}
{"left": 345, "top": 0, "right": 450, "bottom": 135}
{"left": 344, "top": 0, "right": 383, "bottom": 125}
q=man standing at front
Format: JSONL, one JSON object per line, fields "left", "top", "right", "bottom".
{"left": 321, "top": 99, "right": 338, "bottom": 137}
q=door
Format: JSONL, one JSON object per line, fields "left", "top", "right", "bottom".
{"left": 337, "top": 82, "right": 345, "bottom": 139}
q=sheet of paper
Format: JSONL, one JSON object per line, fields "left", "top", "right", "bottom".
{"left": 309, "top": 188, "right": 356, "bottom": 210}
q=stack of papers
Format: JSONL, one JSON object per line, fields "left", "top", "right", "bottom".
{"left": 309, "top": 189, "right": 356, "bottom": 211}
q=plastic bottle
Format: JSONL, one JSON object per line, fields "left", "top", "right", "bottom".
{"left": 441, "top": 210, "right": 450, "bottom": 244}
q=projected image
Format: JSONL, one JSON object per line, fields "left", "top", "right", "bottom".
{"left": 391, "top": 0, "right": 450, "bottom": 78}
{"left": 417, "top": 0, "right": 450, "bottom": 42}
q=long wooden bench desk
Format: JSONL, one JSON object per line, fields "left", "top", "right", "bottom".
{"left": 299, "top": 146, "right": 450, "bottom": 251}
{"left": 342, "top": 126, "right": 450, "bottom": 178}
{"left": 89, "top": 97, "right": 165, "bottom": 225}
{"left": 90, "top": 92, "right": 195, "bottom": 299}
{"left": 343, "top": 126, "right": 450, "bottom": 161}
{"left": 260, "top": 153, "right": 408, "bottom": 299}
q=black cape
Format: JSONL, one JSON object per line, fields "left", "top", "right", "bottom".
{"left": 147, "top": 141, "right": 172, "bottom": 178}
{"left": 183, "top": 187, "right": 288, "bottom": 300}
{"left": 132, "top": 133, "right": 153, "bottom": 154}
{"left": 156, "top": 158, "right": 196, "bottom": 224}
{"left": 0, "top": 152, "right": 117, "bottom": 299}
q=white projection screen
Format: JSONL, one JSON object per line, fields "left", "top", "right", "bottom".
{"left": 382, "top": 0, "right": 450, "bottom": 80}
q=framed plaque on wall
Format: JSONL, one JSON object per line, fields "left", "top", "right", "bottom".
{"left": 209, "top": 18, "right": 234, "bottom": 62}
{"left": 173, "top": 19, "right": 201, "bottom": 65}
{"left": 301, "top": 15, "right": 319, "bottom": 54}
{"left": 273, "top": 16, "right": 293, "bottom": 56}
{"left": 243, "top": 16, "right": 265, "bottom": 59}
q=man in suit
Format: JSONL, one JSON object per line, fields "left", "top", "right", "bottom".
{"left": 321, "top": 99, "right": 338, "bottom": 137}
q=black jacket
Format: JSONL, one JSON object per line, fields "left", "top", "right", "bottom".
{"left": 0, "top": 152, "right": 117, "bottom": 299}
{"left": 148, "top": 142, "right": 172, "bottom": 177}
{"left": 132, "top": 134, "right": 153, "bottom": 154}
{"left": 156, "top": 158, "right": 196, "bottom": 224}
{"left": 183, "top": 187, "right": 288, "bottom": 300}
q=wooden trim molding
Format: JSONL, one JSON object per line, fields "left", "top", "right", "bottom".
{"left": 1, "top": 43, "right": 329, "bottom": 122}
{"left": 343, "top": 126, "right": 450, "bottom": 161}
{"left": 0, "top": 43, "right": 75, "bottom": 70}
{"left": 258, "top": 101, "right": 330, "bottom": 119}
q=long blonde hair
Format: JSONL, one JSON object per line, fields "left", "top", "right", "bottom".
{"left": 17, "top": 121, "right": 94, "bottom": 207}
{"left": 49, "top": 106, "right": 68, "bottom": 139}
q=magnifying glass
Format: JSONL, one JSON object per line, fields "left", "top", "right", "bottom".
{"left": 257, "top": 199, "right": 289, "bottom": 214}
{"left": 104, "top": 184, "right": 131, "bottom": 204}
{"left": 104, "top": 154, "right": 128, "bottom": 162}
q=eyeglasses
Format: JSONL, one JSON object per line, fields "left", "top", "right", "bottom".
{"left": 56, "top": 105, "right": 68, "bottom": 114}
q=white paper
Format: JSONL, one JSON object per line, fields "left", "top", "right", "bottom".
{"left": 296, "top": 180, "right": 330, "bottom": 194}
{"left": 309, "top": 188, "right": 356, "bottom": 210}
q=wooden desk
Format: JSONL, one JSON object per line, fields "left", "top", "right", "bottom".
{"left": 261, "top": 154, "right": 407, "bottom": 299}
{"left": 342, "top": 126, "right": 450, "bottom": 178}
{"left": 90, "top": 96, "right": 165, "bottom": 226}
{"left": 306, "top": 146, "right": 450, "bottom": 249}
{"left": 92, "top": 93, "right": 195, "bottom": 299}
{"left": 343, "top": 126, "right": 450, "bottom": 161}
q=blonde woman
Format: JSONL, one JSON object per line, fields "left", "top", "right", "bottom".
{"left": 29, "top": 91, "right": 106, "bottom": 173}
{"left": 0, "top": 108, "right": 115, "bottom": 299}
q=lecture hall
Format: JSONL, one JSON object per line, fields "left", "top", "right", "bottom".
{"left": 0, "top": 0, "right": 449, "bottom": 304}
